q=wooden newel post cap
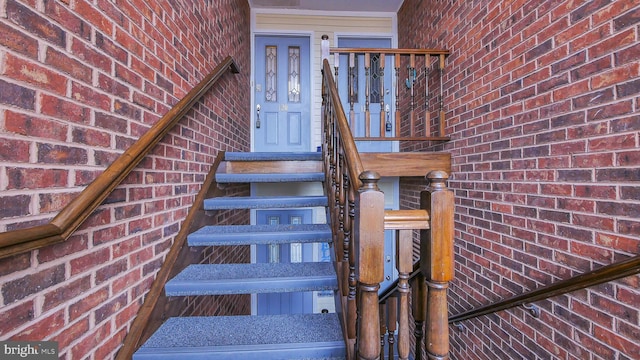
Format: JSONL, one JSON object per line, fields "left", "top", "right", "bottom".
{"left": 359, "top": 171, "right": 381, "bottom": 190}
{"left": 426, "top": 170, "right": 448, "bottom": 189}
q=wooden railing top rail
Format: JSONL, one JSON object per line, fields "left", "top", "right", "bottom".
{"left": 0, "top": 56, "right": 240, "bottom": 260}
{"left": 322, "top": 58, "right": 364, "bottom": 189}
{"left": 449, "top": 254, "right": 640, "bottom": 324}
{"left": 384, "top": 209, "right": 429, "bottom": 230}
{"left": 330, "top": 48, "right": 450, "bottom": 56}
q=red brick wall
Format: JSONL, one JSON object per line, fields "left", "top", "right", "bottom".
{"left": 0, "top": 0, "right": 250, "bottom": 358}
{"left": 399, "top": 0, "right": 639, "bottom": 358}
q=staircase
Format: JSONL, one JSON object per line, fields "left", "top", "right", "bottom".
{"left": 133, "top": 152, "right": 346, "bottom": 359}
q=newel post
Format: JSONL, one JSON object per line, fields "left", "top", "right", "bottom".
{"left": 420, "top": 170, "right": 454, "bottom": 359}
{"left": 354, "top": 171, "right": 385, "bottom": 360}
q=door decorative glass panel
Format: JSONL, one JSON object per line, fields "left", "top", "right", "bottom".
{"left": 370, "top": 53, "right": 382, "bottom": 104}
{"left": 288, "top": 46, "right": 301, "bottom": 103}
{"left": 265, "top": 46, "right": 277, "bottom": 102}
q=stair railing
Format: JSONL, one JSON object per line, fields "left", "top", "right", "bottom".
{"left": 322, "top": 42, "right": 455, "bottom": 359}
{"left": 0, "top": 56, "right": 239, "bottom": 260}
{"left": 326, "top": 42, "right": 450, "bottom": 141}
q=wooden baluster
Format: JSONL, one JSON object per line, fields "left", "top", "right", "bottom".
{"left": 347, "top": 183, "right": 357, "bottom": 341}
{"left": 327, "top": 100, "right": 342, "bottom": 267}
{"left": 342, "top": 160, "right": 351, "bottom": 304}
{"left": 425, "top": 55, "right": 431, "bottom": 138}
{"left": 409, "top": 54, "right": 416, "bottom": 137}
{"left": 336, "top": 127, "right": 344, "bottom": 285}
{"left": 421, "top": 171, "right": 454, "bottom": 360}
{"left": 364, "top": 52, "right": 371, "bottom": 138}
{"left": 387, "top": 296, "right": 398, "bottom": 360}
{"left": 339, "top": 153, "right": 347, "bottom": 298}
{"left": 379, "top": 53, "right": 386, "bottom": 138}
{"left": 397, "top": 229, "right": 412, "bottom": 360}
{"left": 355, "top": 171, "right": 385, "bottom": 360}
{"left": 334, "top": 51, "right": 339, "bottom": 91}
{"left": 394, "top": 54, "right": 401, "bottom": 138}
{"left": 379, "top": 302, "right": 387, "bottom": 357}
{"left": 349, "top": 53, "right": 356, "bottom": 134}
{"left": 412, "top": 273, "right": 426, "bottom": 360}
{"left": 321, "top": 35, "right": 334, "bottom": 94}
{"left": 439, "top": 54, "right": 446, "bottom": 137}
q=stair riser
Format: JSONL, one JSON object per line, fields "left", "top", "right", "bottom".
{"left": 188, "top": 232, "right": 332, "bottom": 246}
{"left": 216, "top": 173, "right": 324, "bottom": 183}
{"left": 165, "top": 276, "right": 338, "bottom": 296}
{"left": 134, "top": 342, "right": 346, "bottom": 360}
{"left": 221, "top": 160, "right": 323, "bottom": 174}
{"left": 224, "top": 152, "right": 323, "bottom": 161}
{"left": 204, "top": 196, "right": 327, "bottom": 210}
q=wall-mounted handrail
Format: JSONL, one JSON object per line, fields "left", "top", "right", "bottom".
{"left": 449, "top": 254, "right": 640, "bottom": 324}
{"left": 0, "top": 56, "right": 239, "bottom": 259}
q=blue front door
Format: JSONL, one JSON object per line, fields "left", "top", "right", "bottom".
{"left": 256, "top": 209, "right": 314, "bottom": 315}
{"left": 254, "top": 35, "right": 311, "bottom": 152}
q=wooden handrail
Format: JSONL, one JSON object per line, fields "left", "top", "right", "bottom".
{"left": 330, "top": 47, "right": 450, "bottom": 56}
{"left": 384, "top": 209, "right": 429, "bottom": 230}
{"left": 323, "top": 58, "right": 365, "bottom": 188}
{"left": 324, "top": 54, "right": 385, "bottom": 359}
{"left": 324, "top": 41, "right": 455, "bottom": 357}
{"left": 449, "top": 254, "right": 640, "bottom": 324}
{"left": 0, "top": 56, "right": 239, "bottom": 259}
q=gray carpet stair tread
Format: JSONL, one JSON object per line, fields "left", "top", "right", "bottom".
{"left": 134, "top": 313, "right": 345, "bottom": 359}
{"left": 188, "top": 224, "right": 332, "bottom": 246}
{"left": 216, "top": 172, "right": 325, "bottom": 183}
{"left": 204, "top": 195, "right": 328, "bottom": 210}
{"left": 165, "top": 262, "right": 338, "bottom": 296}
{"left": 225, "top": 152, "right": 322, "bottom": 161}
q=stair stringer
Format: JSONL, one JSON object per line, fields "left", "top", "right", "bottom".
{"left": 118, "top": 151, "right": 247, "bottom": 359}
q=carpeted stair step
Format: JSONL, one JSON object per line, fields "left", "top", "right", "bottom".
{"left": 133, "top": 313, "right": 345, "bottom": 360}
{"left": 215, "top": 172, "right": 324, "bottom": 183}
{"left": 224, "top": 151, "right": 322, "bottom": 161}
{"left": 217, "top": 151, "right": 324, "bottom": 182}
{"left": 165, "top": 262, "right": 337, "bottom": 296}
{"left": 204, "top": 195, "right": 327, "bottom": 210}
{"left": 188, "top": 224, "right": 332, "bottom": 246}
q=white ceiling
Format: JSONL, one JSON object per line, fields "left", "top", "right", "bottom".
{"left": 249, "top": 0, "right": 405, "bottom": 13}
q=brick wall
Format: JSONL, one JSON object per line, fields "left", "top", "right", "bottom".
{"left": 0, "top": 0, "right": 251, "bottom": 358}
{"left": 399, "top": 0, "right": 639, "bottom": 359}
